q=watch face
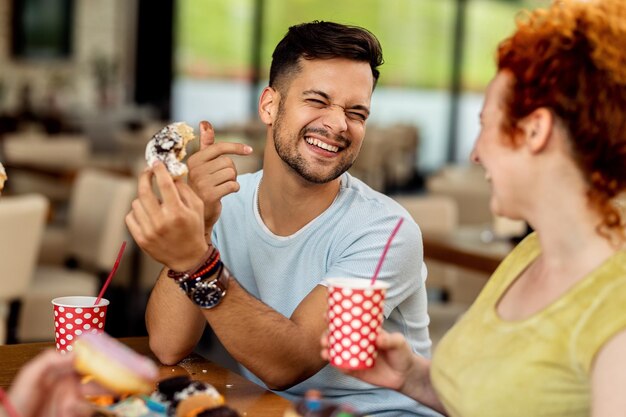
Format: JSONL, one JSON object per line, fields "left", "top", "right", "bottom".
{"left": 190, "top": 281, "right": 224, "bottom": 309}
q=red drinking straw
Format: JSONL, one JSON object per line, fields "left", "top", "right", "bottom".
{"left": 0, "top": 387, "right": 21, "bottom": 417}
{"left": 95, "top": 241, "right": 127, "bottom": 305}
{"left": 370, "top": 217, "right": 405, "bottom": 286}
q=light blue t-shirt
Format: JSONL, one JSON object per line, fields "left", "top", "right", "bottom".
{"left": 212, "top": 170, "right": 439, "bottom": 417}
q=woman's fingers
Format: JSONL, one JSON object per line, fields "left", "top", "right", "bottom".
{"left": 376, "top": 330, "right": 405, "bottom": 350}
{"left": 9, "top": 350, "right": 86, "bottom": 417}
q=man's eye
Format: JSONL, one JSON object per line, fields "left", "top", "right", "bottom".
{"left": 306, "top": 99, "right": 327, "bottom": 107}
{"left": 347, "top": 111, "right": 367, "bottom": 122}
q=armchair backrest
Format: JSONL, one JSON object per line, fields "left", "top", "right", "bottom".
{"left": 0, "top": 194, "right": 49, "bottom": 299}
{"left": 66, "top": 169, "right": 135, "bottom": 272}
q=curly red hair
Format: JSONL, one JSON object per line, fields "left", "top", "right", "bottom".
{"left": 496, "top": 0, "right": 626, "bottom": 241}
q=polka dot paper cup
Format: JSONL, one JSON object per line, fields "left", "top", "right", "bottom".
{"left": 52, "top": 296, "right": 109, "bottom": 353}
{"left": 326, "top": 278, "right": 390, "bottom": 370}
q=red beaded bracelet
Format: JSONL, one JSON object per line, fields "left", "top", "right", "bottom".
{"left": 167, "top": 246, "right": 219, "bottom": 282}
{"left": 191, "top": 252, "right": 222, "bottom": 279}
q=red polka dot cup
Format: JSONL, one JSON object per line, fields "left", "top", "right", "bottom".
{"left": 326, "top": 278, "right": 390, "bottom": 370}
{"left": 52, "top": 296, "right": 109, "bottom": 353}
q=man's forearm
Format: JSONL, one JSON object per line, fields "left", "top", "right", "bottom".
{"left": 199, "top": 279, "right": 327, "bottom": 390}
{"left": 145, "top": 268, "right": 207, "bottom": 365}
{"left": 148, "top": 264, "right": 327, "bottom": 389}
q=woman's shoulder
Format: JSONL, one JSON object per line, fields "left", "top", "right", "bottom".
{"left": 572, "top": 249, "right": 626, "bottom": 372}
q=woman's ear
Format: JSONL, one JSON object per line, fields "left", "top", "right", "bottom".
{"left": 258, "top": 87, "right": 278, "bottom": 125}
{"left": 520, "top": 107, "right": 553, "bottom": 153}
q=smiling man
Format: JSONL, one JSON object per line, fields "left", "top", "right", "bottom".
{"left": 127, "top": 21, "right": 438, "bottom": 417}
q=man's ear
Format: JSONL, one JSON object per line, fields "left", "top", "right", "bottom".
{"left": 520, "top": 107, "right": 553, "bottom": 153}
{"left": 259, "top": 87, "right": 278, "bottom": 125}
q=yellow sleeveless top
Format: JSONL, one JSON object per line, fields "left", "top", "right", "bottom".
{"left": 431, "top": 233, "right": 626, "bottom": 417}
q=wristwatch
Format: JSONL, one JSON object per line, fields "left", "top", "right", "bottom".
{"left": 179, "top": 267, "right": 230, "bottom": 309}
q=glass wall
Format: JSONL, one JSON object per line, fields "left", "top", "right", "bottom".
{"left": 173, "top": 0, "right": 254, "bottom": 129}
{"left": 173, "top": 0, "right": 550, "bottom": 174}
{"left": 455, "top": 0, "right": 550, "bottom": 162}
{"left": 261, "top": 0, "right": 456, "bottom": 171}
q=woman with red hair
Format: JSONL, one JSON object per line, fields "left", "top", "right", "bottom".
{"left": 323, "top": 1, "right": 626, "bottom": 416}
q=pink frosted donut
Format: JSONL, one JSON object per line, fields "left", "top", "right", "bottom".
{"left": 74, "top": 332, "right": 159, "bottom": 394}
{"left": 145, "top": 122, "right": 196, "bottom": 177}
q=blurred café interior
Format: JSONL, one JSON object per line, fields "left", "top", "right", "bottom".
{"left": 0, "top": 0, "right": 542, "bottom": 355}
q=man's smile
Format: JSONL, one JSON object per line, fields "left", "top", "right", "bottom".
{"left": 305, "top": 136, "right": 340, "bottom": 153}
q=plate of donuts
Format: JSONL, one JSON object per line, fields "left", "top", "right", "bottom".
{"left": 73, "top": 332, "right": 241, "bottom": 417}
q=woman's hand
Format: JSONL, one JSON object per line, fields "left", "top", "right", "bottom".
{"left": 321, "top": 329, "right": 416, "bottom": 391}
{"left": 321, "top": 329, "right": 445, "bottom": 413}
{"left": 5, "top": 350, "right": 109, "bottom": 417}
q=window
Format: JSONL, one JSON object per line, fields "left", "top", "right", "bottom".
{"left": 11, "top": 0, "right": 74, "bottom": 60}
{"left": 174, "top": 0, "right": 552, "bottom": 173}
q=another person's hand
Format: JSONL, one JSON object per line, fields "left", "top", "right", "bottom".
{"left": 126, "top": 161, "right": 208, "bottom": 272}
{"left": 4, "top": 350, "right": 107, "bottom": 417}
{"left": 187, "top": 121, "right": 253, "bottom": 238}
{"left": 321, "top": 329, "right": 417, "bottom": 392}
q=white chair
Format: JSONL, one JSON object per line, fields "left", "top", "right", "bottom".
{"left": 18, "top": 169, "right": 136, "bottom": 342}
{"left": 426, "top": 164, "right": 493, "bottom": 226}
{"left": 394, "top": 194, "right": 459, "bottom": 235}
{"left": 2, "top": 133, "right": 90, "bottom": 203}
{"left": 394, "top": 194, "right": 461, "bottom": 301}
{"left": 350, "top": 126, "right": 389, "bottom": 192}
{"left": 394, "top": 194, "right": 488, "bottom": 347}
{"left": 3, "top": 133, "right": 90, "bottom": 170}
{"left": 383, "top": 124, "right": 419, "bottom": 190}
{"left": 426, "top": 164, "right": 527, "bottom": 239}
{"left": 0, "top": 194, "right": 49, "bottom": 344}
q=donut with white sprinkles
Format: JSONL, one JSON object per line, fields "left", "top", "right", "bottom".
{"left": 145, "top": 122, "right": 196, "bottom": 177}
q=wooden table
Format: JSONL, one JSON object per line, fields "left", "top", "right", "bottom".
{"left": 0, "top": 337, "right": 291, "bottom": 416}
{"left": 422, "top": 226, "right": 516, "bottom": 275}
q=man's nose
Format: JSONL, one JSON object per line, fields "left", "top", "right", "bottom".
{"left": 321, "top": 105, "right": 348, "bottom": 134}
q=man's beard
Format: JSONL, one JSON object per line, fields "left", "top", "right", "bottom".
{"left": 272, "top": 104, "right": 355, "bottom": 184}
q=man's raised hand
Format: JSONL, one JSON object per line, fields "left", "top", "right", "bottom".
{"left": 187, "top": 121, "right": 253, "bottom": 237}
{"left": 126, "top": 162, "right": 208, "bottom": 272}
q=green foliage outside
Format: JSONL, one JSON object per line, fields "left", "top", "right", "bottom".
{"left": 463, "top": 0, "right": 549, "bottom": 90}
{"left": 175, "top": 0, "right": 253, "bottom": 78}
{"left": 260, "top": 0, "right": 456, "bottom": 88}
{"left": 176, "top": 0, "right": 549, "bottom": 91}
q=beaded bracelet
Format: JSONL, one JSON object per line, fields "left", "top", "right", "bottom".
{"left": 191, "top": 252, "right": 222, "bottom": 279}
{"left": 167, "top": 245, "right": 219, "bottom": 283}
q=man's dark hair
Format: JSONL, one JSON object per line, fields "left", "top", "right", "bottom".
{"left": 269, "top": 21, "right": 384, "bottom": 92}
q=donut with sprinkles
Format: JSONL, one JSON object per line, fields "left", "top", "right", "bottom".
{"left": 145, "top": 122, "right": 196, "bottom": 177}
